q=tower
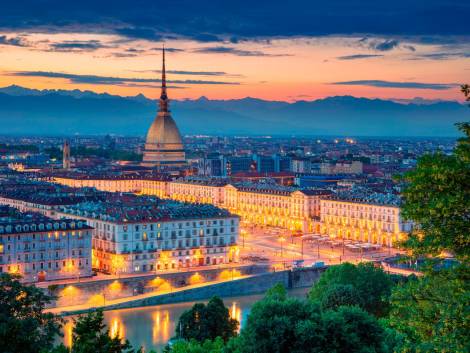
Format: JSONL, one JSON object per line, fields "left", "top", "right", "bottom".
{"left": 142, "top": 46, "right": 186, "bottom": 168}
{"left": 63, "top": 140, "right": 70, "bottom": 170}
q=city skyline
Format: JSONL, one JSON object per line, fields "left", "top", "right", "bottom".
{"left": 0, "top": 1, "right": 469, "bottom": 102}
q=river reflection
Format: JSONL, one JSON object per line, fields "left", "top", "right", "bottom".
{"left": 63, "top": 288, "right": 309, "bottom": 352}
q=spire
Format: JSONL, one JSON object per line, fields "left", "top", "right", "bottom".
{"left": 159, "top": 45, "right": 169, "bottom": 112}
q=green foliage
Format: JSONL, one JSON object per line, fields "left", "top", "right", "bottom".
{"left": 462, "top": 84, "right": 470, "bottom": 105}
{"left": 45, "top": 146, "right": 142, "bottom": 162}
{"left": 176, "top": 296, "right": 238, "bottom": 343}
{"left": 68, "top": 310, "right": 136, "bottom": 353}
{"left": 308, "top": 262, "right": 393, "bottom": 317}
{"left": 318, "top": 283, "right": 362, "bottom": 311}
{"left": 0, "top": 273, "right": 63, "bottom": 353}
{"left": 264, "top": 282, "right": 287, "bottom": 301}
{"left": 400, "top": 91, "right": 470, "bottom": 260}
{"left": 320, "top": 306, "right": 387, "bottom": 353}
{"left": 164, "top": 337, "right": 225, "bottom": 353}
{"left": 226, "top": 285, "right": 387, "bottom": 353}
{"left": 387, "top": 265, "right": 470, "bottom": 352}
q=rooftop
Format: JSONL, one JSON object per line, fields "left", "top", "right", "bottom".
{"left": 0, "top": 206, "right": 91, "bottom": 235}
{"left": 59, "top": 193, "right": 236, "bottom": 223}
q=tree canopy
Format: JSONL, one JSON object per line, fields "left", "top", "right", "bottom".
{"left": 226, "top": 284, "right": 388, "bottom": 353}
{"left": 0, "top": 273, "right": 63, "bottom": 353}
{"left": 308, "top": 262, "right": 393, "bottom": 317}
{"left": 176, "top": 296, "right": 238, "bottom": 343}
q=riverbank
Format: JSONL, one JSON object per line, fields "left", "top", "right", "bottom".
{"left": 48, "top": 267, "right": 326, "bottom": 315}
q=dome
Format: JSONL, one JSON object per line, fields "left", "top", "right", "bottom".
{"left": 145, "top": 111, "right": 183, "bottom": 146}
{"left": 141, "top": 46, "right": 186, "bottom": 168}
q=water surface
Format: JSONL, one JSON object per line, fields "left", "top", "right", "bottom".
{"left": 63, "top": 288, "right": 309, "bottom": 352}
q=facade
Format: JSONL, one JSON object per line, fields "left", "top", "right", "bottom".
{"left": 319, "top": 197, "right": 412, "bottom": 247}
{"left": 142, "top": 47, "right": 186, "bottom": 168}
{"left": 0, "top": 206, "right": 92, "bottom": 282}
{"left": 53, "top": 175, "right": 332, "bottom": 232}
{"left": 224, "top": 184, "right": 330, "bottom": 232}
{"left": 56, "top": 195, "right": 239, "bottom": 274}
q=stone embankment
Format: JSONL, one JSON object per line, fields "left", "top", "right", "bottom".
{"left": 48, "top": 266, "right": 326, "bottom": 315}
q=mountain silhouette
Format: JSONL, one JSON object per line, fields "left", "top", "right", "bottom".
{"left": 0, "top": 86, "right": 466, "bottom": 136}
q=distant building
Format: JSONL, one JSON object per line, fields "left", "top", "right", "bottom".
{"left": 320, "top": 161, "right": 363, "bottom": 175}
{"left": 142, "top": 47, "right": 186, "bottom": 168}
{"left": 0, "top": 206, "right": 92, "bottom": 282}
{"left": 63, "top": 140, "right": 71, "bottom": 170}
{"left": 224, "top": 156, "right": 253, "bottom": 176}
{"left": 319, "top": 190, "right": 412, "bottom": 246}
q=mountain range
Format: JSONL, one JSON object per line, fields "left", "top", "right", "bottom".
{"left": 0, "top": 85, "right": 467, "bottom": 137}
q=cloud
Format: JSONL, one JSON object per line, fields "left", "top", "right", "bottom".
{"left": 0, "top": 35, "right": 27, "bottom": 46}
{"left": 8, "top": 70, "right": 240, "bottom": 86}
{"left": 331, "top": 80, "right": 458, "bottom": 90}
{"left": 151, "top": 47, "right": 184, "bottom": 53}
{"left": 2, "top": 1, "right": 467, "bottom": 42}
{"left": 49, "top": 40, "right": 107, "bottom": 52}
{"left": 412, "top": 52, "right": 470, "bottom": 60}
{"left": 193, "top": 46, "right": 289, "bottom": 57}
{"left": 373, "top": 39, "right": 399, "bottom": 51}
{"left": 141, "top": 69, "right": 241, "bottom": 77}
{"left": 115, "top": 27, "right": 166, "bottom": 41}
{"left": 336, "top": 54, "right": 383, "bottom": 60}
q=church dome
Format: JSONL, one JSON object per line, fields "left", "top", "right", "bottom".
{"left": 145, "top": 112, "right": 183, "bottom": 146}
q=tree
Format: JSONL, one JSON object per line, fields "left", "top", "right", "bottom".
{"left": 0, "top": 273, "right": 63, "bottom": 353}
{"left": 226, "top": 294, "right": 322, "bottom": 353}
{"left": 399, "top": 86, "right": 470, "bottom": 260}
{"left": 387, "top": 86, "right": 470, "bottom": 352}
{"left": 318, "top": 283, "right": 362, "bottom": 311}
{"left": 176, "top": 297, "right": 238, "bottom": 343}
{"left": 227, "top": 284, "right": 387, "bottom": 353}
{"left": 68, "top": 310, "right": 136, "bottom": 353}
{"left": 387, "top": 265, "right": 470, "bottom": 352}
{"left": 308, "top": 262, "right": 393, "bottom": 317}
{"left": 320, "top": 306, "right": 387, "bottom": 353}
{"left": 163, "top": 337, "right": 225, "bottom": 353}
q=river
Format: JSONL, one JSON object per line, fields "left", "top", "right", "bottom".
{"left": 62, "top": 287, "right": 310, "bottom": 352}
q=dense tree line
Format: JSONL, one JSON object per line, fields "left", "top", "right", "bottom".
{"left": 45, "top": 146, "right": 142, "bottom": 162}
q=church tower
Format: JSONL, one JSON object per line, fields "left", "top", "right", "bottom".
{"left": 142, "top": 46, "right": 186, "bottom": 168}
{"left": 63, "top": 140, "right": 71, "bottom": 170}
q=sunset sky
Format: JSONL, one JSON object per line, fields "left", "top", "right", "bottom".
{"left": 1, "top": 1, "right": 469, "bottom": 102}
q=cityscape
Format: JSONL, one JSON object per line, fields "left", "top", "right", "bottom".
{"left": 0, "top": 1, "right": 469, "bottom": 353}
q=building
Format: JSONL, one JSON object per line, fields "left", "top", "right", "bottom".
{"left": 320, "top": 161, "right": 363, "bottom": 175}
{"left": 52, "top": 174, "right": 331, "bottom": 232}
{"left": 63, "top": 140, "right": 71, "bottom": 170}
{"left": 56, "top": 194, "right": 239, "bottom": 274}
{"left": 224, "top": 183, "right": 331, "bottom": 232}
{"left": 319, "top": 190, "right": 412, "bottom": 247}
{"left": 142, "top": 47, "right": 186, "bottom": 168}
{"left": 0, "top": 181, "right": 104, "bottom": 218}
{"left": 0, "top": 206, "right": 92, "bottom": 282}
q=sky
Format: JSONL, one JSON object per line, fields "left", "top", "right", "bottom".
{"left": 0, "top": 0, "right": 469, "bottom": 102}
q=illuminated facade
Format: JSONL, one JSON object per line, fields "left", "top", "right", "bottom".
{"left": 224, "top": 185, "right": 330, "bottom": 231}
{"left": 319, "top": 198, "right": 412, "bottom": 246}
{"left": 52, "top": 176, "right": 331, "bottom": 232}
{"left": 0, "top": 209, "right": 92, "bottom": 282}
{"left": 56, "top": 196, "right": 239, "bottom": 274}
